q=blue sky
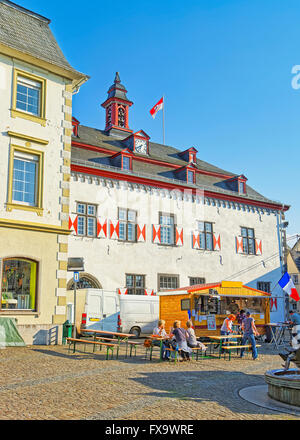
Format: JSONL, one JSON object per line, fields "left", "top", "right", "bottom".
{"left": 19, "top": 0, "right": 299, "bottom": 239}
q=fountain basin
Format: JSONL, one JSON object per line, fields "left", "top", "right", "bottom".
{"left": 265, "top": 369, "right": 300, "bottom": 407}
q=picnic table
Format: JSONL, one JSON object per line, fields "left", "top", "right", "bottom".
{"left": 204, "top": 334, "right": 243, "bottom": 358}
{"left": 149, "top": 335, "right": 171, "bottom": 362}
{"left": 80, "top": 329, "right": 134, "bottom": 357}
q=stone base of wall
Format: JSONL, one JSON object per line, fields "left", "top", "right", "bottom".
{"left": 18, "top": 324, "right": 63, "bottom": 346}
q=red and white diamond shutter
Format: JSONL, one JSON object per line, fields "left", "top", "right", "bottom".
{"left": 110, "top": 220, "right": 120, "bottom": 240}
{"left": 236, "top": 237, "right": 244, "bottom": 254}
{"left": 145, "top": 289, "right": 155, "bottom": 296}
{"left": 213, "top": 233, "right": 221, "bottom": 251}
{"left": 152, "top": 225, "right": 161, "bottom": 244}
{"left": 137, "top": 224, "right": 146, "bottom": 242}
{"left": 176, "top": 227, "right": 184, "bottom": 246}
{"left": 255, "top": 239, "right": 262, "bottom": 255}
{"left": 118, "top": 288, "right": 128, "bottom": 295}
{"left": 192, "top": 231, "right": 200, "bottom": 249}
{"left": 97, "top": 218, "right": 107, "bottom": 239}
{"left": 69, "top": 214, "right": 78, "bottom": 235}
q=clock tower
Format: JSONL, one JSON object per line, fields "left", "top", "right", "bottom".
{"left": 101, "top": 72, "right": 133, "bottom": 139}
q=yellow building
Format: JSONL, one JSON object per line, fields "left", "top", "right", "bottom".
{"left": 0, "top": 1, "right": 88, "bottom": 344}
{"left": 287, "top": 238, "right": 300, "bottom": 313}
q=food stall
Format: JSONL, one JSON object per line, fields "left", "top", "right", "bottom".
{"left": 158, "top": 281, "right": 271, "bottom": 336}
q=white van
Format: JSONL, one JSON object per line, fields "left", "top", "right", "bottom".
{"left": 66, "top": 289, "right": 119, "bottom": 334}
{"left": 66, "top": 289, "right": 159, "bottom": 337}
{"left": 118, "top": 295, "right": 159, "bottom": 337}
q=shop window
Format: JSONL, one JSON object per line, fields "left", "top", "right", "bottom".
{"left": 257, "top": 282, "right": 271, "bottom": 293}
{"left": 194, "top": 296, "right": 221, "bottom": 315}
{"left": 1, "top": 258, "right": 38, "bottom": 311}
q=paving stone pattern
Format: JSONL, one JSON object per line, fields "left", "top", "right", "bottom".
{"left": 0, "top": 342, "right": 299, "bottom": 420}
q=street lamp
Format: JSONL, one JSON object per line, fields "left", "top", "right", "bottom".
{"left": 67, "top": 258, "right": 85, "bottom": 339}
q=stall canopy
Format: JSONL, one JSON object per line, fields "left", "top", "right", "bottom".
{"left": 158, "top": 281, "right": 272, "bottom": 298}
{"left": 0, "top": 317, "right": 26, "bottom": 347}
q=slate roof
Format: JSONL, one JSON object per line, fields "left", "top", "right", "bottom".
{"left": 71, "top": 124, "right": 285, "bottom": 208}
{"left": 0, "top": 1, "right": 85, "bottom": 78}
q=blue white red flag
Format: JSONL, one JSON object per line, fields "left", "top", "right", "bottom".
{"left": 278, "top": 272, "right": 300, "bottom": 302}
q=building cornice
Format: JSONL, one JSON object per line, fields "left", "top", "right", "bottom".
{"left": 70, "top": 163, "right": 289, "bottom": 212}
{"left": 0, "top": 218, "right": 71, "bottom": 235}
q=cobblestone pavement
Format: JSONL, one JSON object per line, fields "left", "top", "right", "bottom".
{"left": 0, "top": 342, "right": 299, "bottom": 421}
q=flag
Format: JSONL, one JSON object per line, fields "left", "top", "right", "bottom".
{"left": 278, "top": 272, "right": 300, "bottom": 302}
{"left": 150, "top": 97, "right": 164, "bottom": 119}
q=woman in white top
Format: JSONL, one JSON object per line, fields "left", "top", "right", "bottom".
{"left": 152, "top": 320, "right": 170, "bottom": 360}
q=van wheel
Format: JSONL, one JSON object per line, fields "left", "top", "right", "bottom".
{"left": 130, "top": 327, "right": 141, "bottom": 338}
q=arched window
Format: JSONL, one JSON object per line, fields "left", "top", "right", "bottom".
{"left": 1, "top": 258, "right": 38, "bottom": 311}
{"left": 67, "top": 273, "right": 102, "bottom": 291}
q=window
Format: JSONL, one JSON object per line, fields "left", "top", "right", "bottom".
{"left": 292, "top": 275, "right": 299, "bottom": 285}
{"left": 198, "top": 221, "right": 213, "bottom": 251}
{"left": 12, "top": 151, "right": 38, "bottom": 206}
{"left": 12, "top": 69, "right": 46, "bottom": 125}
{"left": 16, "top": 76, "right": 41, "bottom": 116}
{"left": 189, "top": 277, "right": 206, "bottom": 286}
{"left": 7, "top": 146, "right": 43, "bottom": 215}
{"left": 119, "top": 208, "right": 136, "bottom": 242}
{"left": 158, "top": 274, "right": 179, "bottom": 290}
{"left": 1, "top": 258, "right": 38, "bottom": 311}
{"left": 68, "top": 276, "right": 101, "bottom": 290}
{"left": 160, "top": 213, "right": 175, "bottom": 245}
{"left": 76, "top": 203, "right": 97, "bottom": 237}
{"left": 257, "top": 282, "right": 271, "bottom": 293}
{"left": 122, "top": 156, "right": 131, "bottom": 171}
{"left": 194, "top": 296, "right": 221, "bottom": 315}
{"left": 241, "top": 227, "right": 256, "bottom": 255}
{"left": 239, "top": 181, "right": 245, "bottom": 194}
{"left": 187, "top": 170, "right": 195, "bottom": 184}
{"left": 126, "top": 274, "right": 145, "bottom": 295}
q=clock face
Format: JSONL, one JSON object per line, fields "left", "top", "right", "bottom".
{"left": 135, "top": 139, "right": 147, "bottom": 154}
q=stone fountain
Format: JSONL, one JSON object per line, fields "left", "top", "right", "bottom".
{"left": 265, "top": 324, "right": 300, "bottom": 407}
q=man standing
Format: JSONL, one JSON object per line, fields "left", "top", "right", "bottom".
{"left": 240, "top": 312, "right": 259, "bottom": 360}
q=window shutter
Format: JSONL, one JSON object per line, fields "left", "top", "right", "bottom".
{"left": 236, "top": 236, "right": 244, "bottom": 254}
{"left": 137, "top": 224, "right": 146, "bottom": 242}
{"left": 118, "top": 288, "right": 128, "bottom": 295}
{"left": 176, "top": 227, "right": 184, "bottom": 246}
{"left": 97, "top": 218, "right": 107, "bottom": 238}
{"left": 69, "top": 214, "right": 78, "bottom": 235}
{"left": 152, "top": 225, "right": 161, "bottom": 244}
{"left": 213, "top": 233, "right": 221, "bottom": 251}
{"left": 110, "top": 220, "right": 120, "bottom": 240}
{"left": 192, "top": 231, "right": 200, "bottom": 249}
{"left": 145, "top": 289, "right": 156, "bottom": 296}
{"left": 255, "top": 239, "right": 262, "bottom": 255}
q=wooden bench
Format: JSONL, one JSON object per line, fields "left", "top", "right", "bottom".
{"left": 190, "top": 346, "right": 216, "bottom": 360}
{"left": 164, "top": 347, "right": 179, "bottom": 364}
{"left": 222, "top": 344, "right": 262, "bottom": 361}
{"left": 66, "top": 338, "right": 116, "bottom": 360}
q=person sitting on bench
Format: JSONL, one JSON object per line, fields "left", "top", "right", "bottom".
{"left": 186, "top": 320, "right": 207, "bottom": 352}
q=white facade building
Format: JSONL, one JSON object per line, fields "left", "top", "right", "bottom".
{"left": 67, "top": 73, "right": 289, "bottom": 324}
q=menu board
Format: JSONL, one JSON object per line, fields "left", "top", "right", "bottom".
{"left": 207, "top": 315, "right": 216, "bottom": 331}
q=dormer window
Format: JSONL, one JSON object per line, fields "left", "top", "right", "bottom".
{"left": 226, "top": 174, "right": 247, "bottom": 194}
{"left": 187, "top": 170, "right": 195, "bottom": 184}
{"left": 179, "top": 147, "right": 198, "bottom": 163}
{"left": 239, "top": 181, "right": 246, "bottom": 195}
{"left": 122, "top": 155, "right": 131, "bottom": 171}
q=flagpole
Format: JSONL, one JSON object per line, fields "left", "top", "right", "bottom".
{"left": 163, "top": 95, "right": 165, "bottom": 146}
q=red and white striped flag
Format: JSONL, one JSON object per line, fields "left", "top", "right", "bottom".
{"left": 150, "top": 97, "right": 164, "bottom": 119}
